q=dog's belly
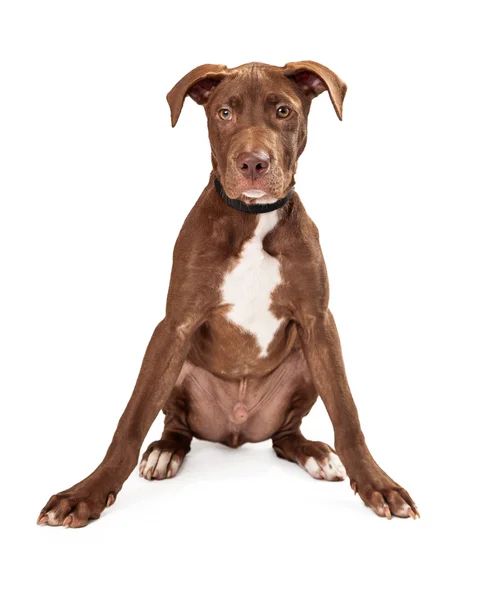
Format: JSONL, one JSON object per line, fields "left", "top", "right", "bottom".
{"left": 174, "top": 348, "right": 315, "bottom": 447}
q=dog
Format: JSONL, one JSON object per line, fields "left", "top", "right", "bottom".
{"left": 38, "top": 61, "right": 419, "bottom": 527}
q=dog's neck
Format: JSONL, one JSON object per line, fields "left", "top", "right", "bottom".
{"left": 214, "top": 177, "right": 294, "bottom": 215}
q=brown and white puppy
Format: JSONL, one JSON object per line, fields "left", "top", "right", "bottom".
{"left": 38, "top": 61, "right": 419, "bottom": 528}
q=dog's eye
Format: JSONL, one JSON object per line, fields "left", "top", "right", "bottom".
{"left": 218, "top": 108, "right": 232, "bottom": 121}
{"left": 276, "top": 106, "right": 291, "bottom": 119}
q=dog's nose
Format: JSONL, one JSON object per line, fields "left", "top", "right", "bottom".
{"left": 236, "top": 151, "right": 270, "bottom": 180}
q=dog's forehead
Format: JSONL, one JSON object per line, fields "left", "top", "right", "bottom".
{"left": 212, "top": 62, "right": 300, "bottom": 104}
{"left": 228, "top": 61, "right": 278, "bottom": 76}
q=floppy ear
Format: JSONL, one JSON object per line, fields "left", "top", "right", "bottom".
{"left": 166, "top": 64, "right": 229, "bottom": 127}
{"left": 283, "top": 61, "right": 347, "bottom": 120}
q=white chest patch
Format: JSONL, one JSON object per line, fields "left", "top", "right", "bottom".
{"left": 221, "top": 212, "right": 283, "bottom": 358}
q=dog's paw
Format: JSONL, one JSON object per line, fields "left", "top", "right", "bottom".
{"left": 350, "top": 476, "right": 420, "bottom": 520}
{"left": 302, "top": 450, "right": 346, "bottom": 481}
{"left": 139, "top": 438, "right": 190, "bottom": 480}
{"left": 37, "top": 483, "right": 116, "bottom": 528}
{"left": 273, "top": 436, "right": 346, "bottom": 482}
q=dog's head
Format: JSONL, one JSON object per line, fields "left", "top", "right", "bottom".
{"left": 167, "top": 61, "right": 346, "bottom": 203}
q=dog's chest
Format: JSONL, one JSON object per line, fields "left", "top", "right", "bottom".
{"left": 221, "top": 213, "right": 283, "bottom": 357}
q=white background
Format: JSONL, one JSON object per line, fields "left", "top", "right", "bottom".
{"left": 1, "top": 1, "right": 478, "bottom": 598}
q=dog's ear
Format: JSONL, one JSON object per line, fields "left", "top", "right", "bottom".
{"left": 283, "top": 61, "right": 347, "bottom": 120}
{"left": 167, "top": 64, "right": 229, "bottom": 127}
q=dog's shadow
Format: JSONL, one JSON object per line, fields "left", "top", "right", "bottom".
{"left": 113, "top": 439, "right": 368, "bottom": 520}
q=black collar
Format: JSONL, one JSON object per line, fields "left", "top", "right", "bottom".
{"left": 214, "top": 177, "right": 294, "bottom": 214}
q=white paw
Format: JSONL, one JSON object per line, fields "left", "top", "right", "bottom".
{"left": 302, "top": 452, "right": 346, "bottom": 481}
{"left": 139, "top": 449, "right": 182, "bottom": 480}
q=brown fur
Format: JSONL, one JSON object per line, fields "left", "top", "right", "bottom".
{"left": 38, "top": 61, "right": 418, "bottom": 528}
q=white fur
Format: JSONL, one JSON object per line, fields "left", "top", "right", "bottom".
{"left": 140, "top": 449, "right": 180, "bottom": 479}
{"left": 327, "top": 452, "right": 347, "bottom": 478}
{"left": 142, "top": 449, "right": 160, "bottom": 475}
{"left": 304, "top": 457, "right": 323, "bottom": 479}
{"left": 154, "top": 451, "right": 172, "bottom": 479}
{"left": 302, "top": 453, "right": 346, "bottom": 481}
{"left": 221, "top": 212, "right": 283, "bottom": 357}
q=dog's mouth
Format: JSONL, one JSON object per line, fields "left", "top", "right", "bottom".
{"left": 240, "top": 188, "right": 279, "bottom": 204}
{"left": 222, "top": 177, "right": 285, "bottom": 204}
{"left": 242, "top": 189, "right": 266, "bottom": 199}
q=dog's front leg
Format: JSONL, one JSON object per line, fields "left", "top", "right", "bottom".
{"left": 296, "top": 309, "right": 419, "bottom": 519}
{"left": 37, "top": 317, "right": 196, "bottom": 528}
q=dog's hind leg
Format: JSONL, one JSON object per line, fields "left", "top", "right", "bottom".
{"left": 139, "top": 390, "right": 193, "bottom": 481}
{"left": 270, "top": 378, "right": 346, "bottom": 482}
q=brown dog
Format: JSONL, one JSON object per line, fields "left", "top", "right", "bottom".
{"left": 38, "top": 61, "right": 419, "bottom": 527}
